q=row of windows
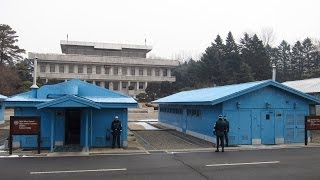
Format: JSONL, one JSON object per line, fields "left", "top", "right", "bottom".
{"left": 160, "top": 107, "right": 183, "bottom": 114}
{"left": 160, "top": 108, "right": 202, "bottom": 117}
{"left": 187, "top": 109, "right": 201, "bottom": 117}
{"left": 92, "top": 81, "right": 146, "bottom": 91}
{"left": 42, "top": 64, "right": 170, "bottom": 77}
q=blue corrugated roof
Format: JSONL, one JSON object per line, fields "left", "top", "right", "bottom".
{"left": 154, "top": 80, "right": 320, "bottom": 105}
{"left": 5, "top": 79, "right": 137, "bottom": 108}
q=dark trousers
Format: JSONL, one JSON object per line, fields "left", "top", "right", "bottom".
{"left": 112, "top": 133, "right": 121, "bottom": 148}
{"left": 224, "top": 132, "right": 229, "bottom": 146}
{"left": 216, "top": 135, "right": 224, "bottom": 151}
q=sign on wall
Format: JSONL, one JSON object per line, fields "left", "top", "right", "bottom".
{"left": 9, "top": 116, "right": 41, "bottom": 155}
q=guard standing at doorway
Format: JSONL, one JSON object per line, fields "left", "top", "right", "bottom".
{"left": 213, "top": 115, "right": 226, "bottom": 152}
{"left": 223, "top": 115, "right": 229, "bottom": 147}
{"left": 111, "top": 116, "right": 122, "bottom": 148}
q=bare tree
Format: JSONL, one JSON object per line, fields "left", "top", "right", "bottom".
{"left": 260, "top": 27, "right": 276, "bottom": 46}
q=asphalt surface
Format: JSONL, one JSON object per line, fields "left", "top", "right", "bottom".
{"left": 0, "top": 147, "right": 320, "bottom": 180}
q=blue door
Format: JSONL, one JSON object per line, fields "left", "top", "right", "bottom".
{"left": 261, "top": 111, "right": 275, "bottom": 144}
{"left": 224, "top": 110, "right": 238, "bottom": 145}
{"left": 224, "top": 110, "right": 252, "bottom": 145}
{"left": 239, "top": 110, "right": 252, "bottom": 145}
{"left": 284, "top": 110, "right": 306, "bottom": 143}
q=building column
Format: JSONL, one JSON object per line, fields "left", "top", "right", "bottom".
{"left": 85, "top": 109, "right": 89, "bottom": 152}
{"left": 136, "top": 81, "right": 139, "bottom": 90}
{"left": 168, "top": 68, "right": 171, "bottom": 77}
{"left": 92, "top": 80, "right": 96, "bottom": 85}
{"left": 152, "top": 68, "right": 155, "bottom": 76}
{"left": 144, "top": 82, "right": 148, "bottom": 90}
{"left": 110, "top": 67, "right": 114, "bottom": 75}
{"left": 100, "top": 81, "right": 105, "bottom": 88}
{"left": 119, "top": 81, "right": 122, "bottom": 90}
{"left": 50, "top": 113, "right": 55, "bottom": 152}
{"left": 109, "top": 82, "right": 113, "bottom": 90}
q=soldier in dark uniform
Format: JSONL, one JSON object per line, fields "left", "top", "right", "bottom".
{"left": 111, "top": 116, "right": 122, "bottom": 148}
{"left": 223, "top": 115, "right": 229, "bottom": 147}
{"left": 214, "top": 115, "right": 226, "bottom": 152}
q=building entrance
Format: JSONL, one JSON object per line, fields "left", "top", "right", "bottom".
{"left": 65, "top": 109, "right": 81, "bottom": 144}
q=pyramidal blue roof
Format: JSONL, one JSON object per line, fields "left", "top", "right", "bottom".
{"left": 5, "top": 79, "right": 137, "bottom": 108}
{"left": 154, "top": 80, "right": 320, "bottom": 105}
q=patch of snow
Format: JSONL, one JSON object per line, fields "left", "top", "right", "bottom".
{"left": 136, "top": 119, "right": 158, "bottom": 122}
{"left": 134, "top": 122, "right": 158, "bottom": 130}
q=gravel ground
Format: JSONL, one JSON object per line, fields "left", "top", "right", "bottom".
{"left": 132, "top": 129, "right": 214, "bottom": 150}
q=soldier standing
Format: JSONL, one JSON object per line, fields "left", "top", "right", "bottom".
{"left": 223, "top": 115, "right": 229, "bottom": 147}
{"left": 111, "top": 116, "right": 122, "bottom": 148}
{"left": 214, "top": 115, "right": 226, "bottom": 152}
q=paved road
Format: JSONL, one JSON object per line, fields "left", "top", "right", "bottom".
{"left": 0, "top": 147, "right": 320, "bottom": 180}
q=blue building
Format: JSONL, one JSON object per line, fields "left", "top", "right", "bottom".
{"left": 1, "top": 80, "right": 137, "bottom": 151}
{"left": 154, "top": 80, "right": 320, "bottom": 145}
{"left": 0, "top": 94, "right": 8, "bottom": 123}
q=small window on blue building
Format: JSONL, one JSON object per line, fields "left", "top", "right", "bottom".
{"left": 266, "top": 114, "right": 270, "bottom": 120}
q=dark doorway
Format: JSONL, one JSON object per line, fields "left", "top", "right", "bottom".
{"left": 65, "top": 109, "right": 81, "bottom": 144}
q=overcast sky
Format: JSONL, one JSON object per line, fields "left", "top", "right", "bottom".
{"left": 1, "top": 0, "right": 320, "bottom": 60}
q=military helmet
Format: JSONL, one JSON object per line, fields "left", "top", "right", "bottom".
{"left": 218, "top": 115, "right": 223, "bottom": 119}
{"left": 115, "top": 116, "right": 119, "bottom": 119}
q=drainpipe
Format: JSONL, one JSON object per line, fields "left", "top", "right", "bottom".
{"left": 30, "top": 57, "right": 39, "bottom": 98}
{"left": 272, "top": 64, "right": 276, "bottom": 81}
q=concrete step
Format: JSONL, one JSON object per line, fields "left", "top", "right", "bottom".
{"left": 127, "top": 136, "right": 136, "bottom": 141}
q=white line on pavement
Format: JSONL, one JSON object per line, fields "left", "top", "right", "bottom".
{"left": 206, "top": 161, "right": 280, "bottom": 167}
{"left": 30, "top": 168, "right": 127, "bottom": 175}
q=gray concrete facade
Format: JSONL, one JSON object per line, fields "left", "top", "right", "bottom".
{"left": 29, "top": 40, "right": 179, "bottom": 96}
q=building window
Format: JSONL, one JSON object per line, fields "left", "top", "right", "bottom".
{"left": 147, "top": 68, "right": 152, "bottom": 76}
{"left": 122, "top": 67, "right": 127, "bottom": 75}
{"left": 40, "top": 64, "right": 46, "bottom": 73}
{"left": 113, "top": 82, "right": 119, "bottom": 90}
{"left": 104, "top": 66, "right": 110, "bottom": 75}
{"left": 130, "top": 67, "right": 135, "bottom": 75}
{"left": 96, "top": 81, "right": 101, "bottom": 86}
{"left": 122, "top": 82, "right": 128, "bottom": 89}
{"left": 114, "top": 67, "right": 118, "bottom": 75}
{"left": 139, "top": 82, "right": 144, "bottom": 89}
{"left": 105, "top": 81, "right": 109, "bottom": 89}
{"left": 87, "top": 65, "right": 92, "bottom": 74}
{"left": 59, "top": 64, "right": 64, "bottom": 73}
{"left": 163, "top": 69, "right": 168, "bottom": 77}
{"left": 50, "top": 64, "right": 55, "bottom": 72}
{"left": 139, "top": 68, "right": 143, "bottom": 76}
{"left": 155, "top": 68, "right": 160, "bottom": 76}
{"left": 69, "top": 64, "right": 74, "bottom": 73}
{"left": 78, "top": 65, "right": 83, "bottom": 73}
{"left": 96, "top": 66, "right": 101, "bottom": 74}
{"left": 130, "top": 82, "right": 136, "bottom": 90}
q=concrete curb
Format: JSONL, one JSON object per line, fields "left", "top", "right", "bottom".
{"left": 1, "top": 144, "right": 320, "bottom": 158}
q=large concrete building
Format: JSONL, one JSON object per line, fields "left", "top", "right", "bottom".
{"left": 28, "top": 40, "right": 179, "bottom": 96}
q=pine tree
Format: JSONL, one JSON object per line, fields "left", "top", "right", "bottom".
{"left": 291, "top": 41, "right": 304, "bottom": 79}
{"left": 0, "top": 24, "right": 25, "bottom": 65}
{"left": 223, "top": 32, "right": 241, "bottom": 84}
{"left": 276, "top": 41, "right": 291, "bottom": 82}
{"left": 240, "top": 33, "right": 271, "bottom": 81}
